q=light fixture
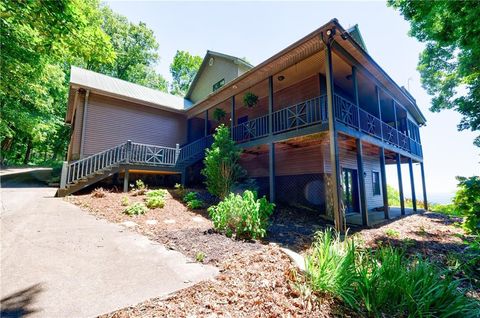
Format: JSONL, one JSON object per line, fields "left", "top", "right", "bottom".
{"left": 232, "top": 85, "right": 237, "bottom": 89}
{"left": 277, "top": 75, "right": 285, "bottom": 81}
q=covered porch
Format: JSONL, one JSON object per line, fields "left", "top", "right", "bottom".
{"left": 346, "top": 207, "right": 425, "bottom": 226}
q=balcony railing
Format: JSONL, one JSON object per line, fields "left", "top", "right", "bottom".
{"left": 229, "top": 93, "right": 422, "bottom": 157}
{"left": 232, "top": 95, "right": 327, "bottom": 143}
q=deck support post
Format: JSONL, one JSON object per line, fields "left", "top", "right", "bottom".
{"left": 60, "top": 161, "right": 68, "bottom": 189}
{"left": 420, "top": 161, "right": 428, "bottom": 211}
{"left": 324, "top": 33, "right": 345, "bottom": 233}
{"left": 123, "top": 168, "right": 129, "bottom": 193}
{"left": 204, "top": 110, "right": 208, "bottom": 137}
{"left": 379, "top": 147, "right": 389, "bottom": 219}
{"left": 356, "top": 139, "right": 368, "bottom": 226}
{"left": 230, "top": 95, "right": 235, "bottom": 137}
{"left": 408, "top": 158, "right": 417, "bottom": 212}
{"left": 181, "top": 169, "right": 187, "bottom": 186}
{"left": 396, "top": 153, "right": 405, "bottom": 215}
{"left": 269, "top": 142, "right": 276, "bottom": 203}
{"left": 80, "top": 89, "right": 90, "bottom": 159}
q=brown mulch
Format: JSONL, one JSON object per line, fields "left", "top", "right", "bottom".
{"left": 100, "top": 247, "right": 335, "bottom": 318}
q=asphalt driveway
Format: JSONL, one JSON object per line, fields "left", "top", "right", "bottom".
{"left": 0, "top": 169, "right": 217, "bottom": 317}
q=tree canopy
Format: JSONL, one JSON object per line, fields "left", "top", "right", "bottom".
{"left": 170, "top": 50, "right": 202, "bottom": 96}
{"left": 389, "top": 0, "right": 480, "bottom": 146}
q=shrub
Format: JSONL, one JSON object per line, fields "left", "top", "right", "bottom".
{"left": 195, "top": 251, "right": 206, "bottom": 263}
{"left": 201, "top": 125, "right": 245, "bottom": 199}
{"left": 121, "top": 196, "right": 129, "bottom": 206}
{"left": 187, "top": 199, "right": 203, "bottom": 210}
{"left": 131, "top": 179, "right": 147, "bottom": 196}
{"left": 208, "top": 190, "right": 275, "bottom": 239}
{"left": 145, "top": 196, "right": 165, "bottom": 209}
{"left": 174, "top": 183, "right": 186, "bottom": 197}
{"left": 146, "top": 189, "right": 167, "bottom": 199}
{"left": 384, "top": 228, "right": 400, "bottom": 238}
{"left": 454, "top": 176, "right": 480, "bottom": 234}
{"left": 123, "top": 202, "right": 148, "bottom": 216}
{"left": 183, "top": 191, "right": 198, "bottom": 202}
{"left": 91, "top": 187, "right": 107, "bottom": 198}
{"left": 304, "top": 230, "right": 478, "bottom": 317}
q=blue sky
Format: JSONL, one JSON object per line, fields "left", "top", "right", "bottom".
{"left": 107, "top": 1, "right": 478, "bottom": 203}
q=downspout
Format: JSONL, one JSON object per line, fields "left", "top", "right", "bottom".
{"left": 79, "top": 89, "right": 90, "bottom": 159}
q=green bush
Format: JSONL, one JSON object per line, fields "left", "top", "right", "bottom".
{"left": 123, "top": 202, "right": 148, "bottom": 216}
{"left": 145, "top": 196, "right": 165, "bottom": 209}
{"left": 208, "top": 190, "right": 275, "bottom": 239}
{"left": 187, "top": 199, "right": 203, "bottom": 210}
{"left": 183, "top": 191, "right": 198, "bottom": 203}
{"left": 454, "top": 176, "right": 480, "bottom": 234}
{"left": 146, "top": 189, "right": 167, "bottom": 198}
{"left": 201, "top": 124, "right": 245, "bottom": 199}
{"left": 135, "top": 179, "right": 146, "bottom": 190}
{"left": 121, "top": 196, "right": 129, "bottom": 206}
{"left": 305, "top": 230, "right": 478, "bottom": 317}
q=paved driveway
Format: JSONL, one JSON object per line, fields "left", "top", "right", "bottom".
{"left": 1, "top": 170, "right": 217, "bottom": 317}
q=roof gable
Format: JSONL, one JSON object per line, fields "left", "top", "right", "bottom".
{"left": 347, "top": 24, "right": 368, "bottom": 53}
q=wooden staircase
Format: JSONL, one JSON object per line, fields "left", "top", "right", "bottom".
{"left": 57, "top": 136, "right": 212, "bottom": 196}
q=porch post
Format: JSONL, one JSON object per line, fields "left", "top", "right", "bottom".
{"left": 356, "top": 139, "right": 368, "bottom": 226}
{"left": 268, "top": 76, "right": 275, "bottom": 202}
{"left": 80, "top": 89, "right": 90, "bottom": 159}
{"left": 420, "top": 162, "right": 428, "bottom": 211}
{"left": 408, "top": 158, "right": 417, "bottom": 211}
{"left": 230, "top": 95, "right": 235, "bottom": 137}
{"left": 204, "top": 109, "right": 208, "bottom": 137}
{"left": 60, "top": 161, "right": 68, "bottom": 189}
{"left": 123, "top": 168, "right": 129, "bottom": 193}
{"left": 269, "top": 142, "right": 276, "bottom": 203}
{"left": 181, "top": 169, "right": 187, "bottom": 186}
{"left": 376, "top": 86, "right": 384, "bottom": 139}
{"left": 352, "top": 66, "right": 360, "bottom": 130}
{"left": 324, "top": 35, "right": 345, "bottom": 233}
{"left": 396, "top": 153, "right": 405, "bottom": 215}
{"left": 379, "top": 147, "right": 389, "bottom": 219}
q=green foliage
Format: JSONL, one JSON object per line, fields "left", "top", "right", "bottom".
{"left": 169, "top": 50, "right": 202, "bottom": 96}
{"left": 384, "top": 228, "right": 400, "bottom": 238}
{"left": 431, "top": 203, "right": 461, "bottom": 216}
{"left": 121, "top": 196, "right": 130, "bottom": 206}
{"left": 187, "top": 199, "right": 203, "bottom": 210}
{"left": 454, "top": 176, "right": 480, "bottom": 234}
{"left": 389, "top": 1, "right": 480, "bottom": 146}
{"left": 174, "top": 183, "right": 186, "bottom": 197}
{"left": 146, "top": 189, "right": 167, "bottom": 198}
{"left": 305, "top": 230, "right": 478, "bottom": 317}
{"left": 208, "top": 190, "right": 275, "bottom": 240}
{"left": 183, "top": 191, "right": 198, "bottom": 203}
{"left": 213, "top": 108, "right": 227, "bottom": 122}
{"left": 135, "top": 179, "right": 146, "bottom": 191}
{"left": 386, "top": 185, "right": 400, "bottom": 207}
{"left": 195, "top": 251, "right": 206, "bottom": 263}
{"left": 123, "top": 202, "right": 148, "bottom": 216}
{"left": 202, "top": 125, "right": 246, "bottom": 199}
{"left": 243, "top": 92, "right": 259, "bottom": 108}
{"left": 144, "top": 189, "right": 166, "bottom": 209}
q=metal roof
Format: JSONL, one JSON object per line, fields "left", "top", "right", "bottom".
{"left": 70, "top": 66, "right": 192, "bottom": 111}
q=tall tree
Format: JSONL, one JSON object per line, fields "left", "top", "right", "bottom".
{"left": 94, "top": 6, "right": 168, "bottom": 92}
{"left": 170, "top": 50, "right": 202, "bottom": 96}
{"left": 389, "top": 1, "right": 480, "bottom": 146}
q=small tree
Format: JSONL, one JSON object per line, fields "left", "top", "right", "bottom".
{"left": 454, "top": 176, "right": 480, "bottom": 234}
{"left": 202, "top": 124, "right": 245, "bottom": 199}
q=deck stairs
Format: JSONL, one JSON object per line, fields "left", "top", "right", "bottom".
{"left": 57, "top": 136, "right": 212, "bottom": 196}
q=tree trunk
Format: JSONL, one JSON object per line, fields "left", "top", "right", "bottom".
{"left": 23, "top": 139, "right": 33, "bottom": 164}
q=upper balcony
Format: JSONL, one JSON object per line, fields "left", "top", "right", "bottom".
{"left": 230, "top": 93, "right": 422, "bottom": 158}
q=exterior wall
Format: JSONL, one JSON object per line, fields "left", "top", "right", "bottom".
{"left": 190, "top": 57, "right": 241, "bottom": 103}
{"left": 70, "top": 93, "right": 187, "bottom": 159}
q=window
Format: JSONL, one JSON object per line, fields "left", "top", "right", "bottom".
{"left": 372, "top": 171, "right": 380, "bottom": 195}
{"left": 213, "top": 78, "right": 225, "bottom": 92}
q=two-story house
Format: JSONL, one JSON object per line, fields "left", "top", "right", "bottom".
{"left": 59, "top": 19, "right": 428, "bottom": 232}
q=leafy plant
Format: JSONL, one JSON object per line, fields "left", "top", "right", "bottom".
{"left": 453, "top": 176, "right": 480, "bottom": 234}
{"left": 243, "top": 92, "right": 258, "bottom": 108}
{"left": 187, "top": 199, "right": 203, "bottom": 210}
{"left": 123, "top": 202, "right": 148, "bottom": 216}
{"left": 145, "top": 196, "right": 165, "bottom": 209}
{"left": 195, "top": 251, "right": 206, "bottom": 263}
{"left": 208, "top": 190, "right": 275, "bottom": 239}
{"left": 183, "top": 191, "right": 198, "bottom": 203}
{"left": 146, "top": 189, "right": 167, "bottom": 198}
{"left": 121, "top": 196, "right": 129, "bottom": 206}
{"left": 201, "top": 125, "right": 246, "bottom": 199}
{"left": 384, "top": 228, "right": 400, "bottom": 238}
{"left": 136, "top": 179, "right": 146, "bottom": 191}
{"left": 174, "top": 183, "right": 186, "bottom": 197}
{"left": 213, "top": 108, "right": 226, "bottom": 122}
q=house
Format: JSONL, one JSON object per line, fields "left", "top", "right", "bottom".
{"left": 59, "top": 19, "right": 428, "bottom": 232}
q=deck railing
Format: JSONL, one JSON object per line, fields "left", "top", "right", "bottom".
{"left": 130, "top": 142, "right": 179, "bottom": 166}
{"left": 178, "top": 135, "right": 213, "bottom": 162}
{"left": 232, "top": 95, "right": 327, "bottom": 143}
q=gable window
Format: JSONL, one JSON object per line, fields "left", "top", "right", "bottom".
{"left": 213, "top": 79, "right": 225, "bottom": 92}
{"left": 372, "top": 171, "right": 380, "bottom": 195}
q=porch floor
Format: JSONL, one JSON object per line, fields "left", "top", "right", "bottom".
{"left": 346, "top": 207, "right": 426, "bottom": 227}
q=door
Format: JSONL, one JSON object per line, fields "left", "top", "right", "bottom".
{"left": 342, "top": 168, "right": 359, "bottom": 213}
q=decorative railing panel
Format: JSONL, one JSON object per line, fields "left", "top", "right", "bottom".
{"left": 232, "top": 114, "right": 269, "bottom": 143}
{"left": 334, "top": 95, "right": 359, "bottom": 128}
{"left": 358, "top": 108, "right": 382, "bottom": 138}
{"left": 381, "top": 122, "right": 399, "bottom": 146}
{"left": 130, "top": 142, "right": 178, "bottom": 166}
{"left": 398, "top": 132, "right": 410, "bottom": 151}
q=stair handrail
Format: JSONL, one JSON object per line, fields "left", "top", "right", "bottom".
{"left": 60, "top": 142, "right": 128, "bottom": 188}
{"left": 178, "top": 135, "right": 213, "bottom": 163}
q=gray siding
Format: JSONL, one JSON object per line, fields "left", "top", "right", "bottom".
{"left": 80, "top": 93, "right": 187, "bottom": 157}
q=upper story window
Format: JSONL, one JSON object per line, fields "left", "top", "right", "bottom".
{"left": 213, "top": 79, "right": 225, "bottom": 92}
{"left": 372, "top": 171, "right": 380, "bottom": 195}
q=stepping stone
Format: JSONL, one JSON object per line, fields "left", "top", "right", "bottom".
{"left": 164, "top": 219, "right": 176, "bottom": 224}
{"left": 121, "top": 221, "right": 137, "bottom": 228}
{"left": 192, "top": 216, "right": 204, "bottom": 223}
{"left": 146, "top": 219, "right": 158, "bottom": 226}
